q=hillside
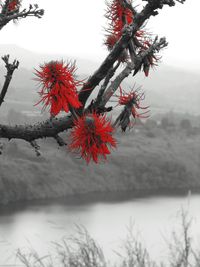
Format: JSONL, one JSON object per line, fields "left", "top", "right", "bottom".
{"left": 0, "top": 128, "right": 200, "bottom": 205}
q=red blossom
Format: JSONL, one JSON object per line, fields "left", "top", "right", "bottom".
{"left": 69, "top": 113, "right": 117, "bottom": 164}
{"left": 8, "top": 0, "right": 20, "bottom": 11}
{"left": 105, "top": 34, "right": 129, "bottom": 62}
{"left": 104, "top": 0, "right": 133, "bottom": 50}
{"left": 104, "top": 0, "right": 151, "bottom": 58}
{"left": 119, "top": 86, "right": 150, "bottom": 120}
{"left": 34, "top": 61, "right": 82, "bottom": 116}
{"left": 106, "top": 0, "right": 133, "bottom": 38}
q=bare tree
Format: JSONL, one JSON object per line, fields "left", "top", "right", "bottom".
{"left": 0, "top": 0, "right": 186, "bottom": 163}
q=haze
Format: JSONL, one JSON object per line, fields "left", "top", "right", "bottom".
{"left": 0, "top": 0, "right": 199, "bottom": 72}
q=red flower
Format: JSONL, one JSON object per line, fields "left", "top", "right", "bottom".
{"left": 104, "top": 0, "right": 151, "bottom": 57}
{"left": 104, "top": 0, "right": 133, "bottom": 50}
{"left": 8, "top": 0, "right": 20, "bottom": 12}
{"left": 69, "top": 113, "right": 117, "bottom": 163}
{"left": 105, "top": 34, "right": 129, "bottom": 62}
{"left": 119, "top": 87, "right": 150, "bottom": 120}
{"left": 35, "top": 61, "right": 82, "bottom": 116}
{"left": 106, "top": 0, "right": 133, "bottom": 38}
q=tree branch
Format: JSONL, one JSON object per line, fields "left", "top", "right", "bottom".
{"left": 101, "top": 37, "right": 168, "bottom": 107}
{"left": 0, "top": 55, "right": 19, "bottom": 107}
{"left": 0, "top": 4, "right": 44, "bottom": 30}
{"left": 96, "top": 61, "right": 121, "bottom": 105}
{"left": 78, "top": 0, "right": 177, "bottom": 108}
{"left": 0, "top": 115, "right": 73, "bottom": 142}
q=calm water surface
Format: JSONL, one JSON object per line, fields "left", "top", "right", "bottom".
{"left": 0, "top": 193, "right": 199, "bottom": 266}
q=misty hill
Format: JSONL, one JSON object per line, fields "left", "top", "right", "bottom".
{"left": 0, "top": 129, "right": 200, "bottom": 205}
{"left": 0, "top": 44, "right": 200, "bottom": 115}
{"left": 0, "top": 44, "right": 99, "bottom": 73}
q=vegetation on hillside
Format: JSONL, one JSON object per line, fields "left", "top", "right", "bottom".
{"left": 0, "top": 110, "right": 199, "bottom": 205}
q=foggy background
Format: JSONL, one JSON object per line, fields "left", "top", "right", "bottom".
{"left": 0, "top": 0, "right": 199, "bottom": 71}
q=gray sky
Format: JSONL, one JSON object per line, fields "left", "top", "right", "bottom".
{"left": 0, "top": 0, "right": 199, "bottom": 70}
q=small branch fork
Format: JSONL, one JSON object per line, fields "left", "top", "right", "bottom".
{"left": 101, "top": 37, "right": 168, "bottom": 106}
{"left": 0, "top": 0, "right": 185, "bottom": 150}
{"left": 96, "top": 61, "right": 121, "bottom": 106}
{"left": 0, "top": 55, "right": 19, "bottom": 107}
{"left": 0, "top": 3, "right": 44, "bottom": 30}
{"left": 78, "top": 0, "right": 184, "bottom": 107}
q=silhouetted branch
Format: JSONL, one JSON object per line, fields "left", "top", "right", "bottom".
{"left": 0, "top": 3, "right": 44, "bottom": 30}
{"left": 0, "top": 55, "right": 19, "bottom": 107}
{"left": 142, "top": 0, "right": 185, "bottom": 7}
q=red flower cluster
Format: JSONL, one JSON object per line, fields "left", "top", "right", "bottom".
{"left": 107, "top": 0, "right": 133, "bottom": 38}
{"left": 69, "top": 113, "right": 116, "bottom": 163}
{"left": 35, "top": 61, "right": 82, "bottom": 116}
{"left": 104, "top": 0, "right": 159, "bottom": 75}
{"left": 8, "top": 0, "right": 20, "bottom": 12}
{"left": 105, "top": 0, "right": 133, "bottom": 51}
{"left": 119, "top": 87, "right": 149, "bottom": 120}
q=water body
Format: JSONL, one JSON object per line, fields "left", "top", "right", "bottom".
{"left": 0, "top": 193, "right": 199, "bottom": 266}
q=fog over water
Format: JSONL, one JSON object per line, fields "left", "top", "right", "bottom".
{"left": 0, "top": 194, "right": 199, "bottom": 265}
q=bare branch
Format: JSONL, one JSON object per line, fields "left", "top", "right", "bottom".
{"left": 0, "top": 4, "right": 44, "bottom": 30}
{"left": 96, "top": 61, "right": 121, "bottom": 106}
{"left": 0, "top": 115, "right": 73, "bottom": 142}
{"left": 0, "top": 54, "right": 19, "bottom": 107}
{"left": 102, "top": 62, "right": 135, "bottom": 108}
{"left": 142, "top": 0, "right": 186, "bottom": 7}
{"left": 101, "top": 37, "right": 168, "bottom": 107}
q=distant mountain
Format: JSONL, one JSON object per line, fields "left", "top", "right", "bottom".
{"left": 0, "top": 44, "right": 100, "bottom": 73}
{"left": 126, "top": 65, "right": 200, "bottom": 114}
{"left": 0, "top": 44, "right": 199, "bottom": 115}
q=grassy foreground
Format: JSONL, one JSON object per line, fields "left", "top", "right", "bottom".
{"left": 16, "top": 209, "right": 199, "bottom": 267}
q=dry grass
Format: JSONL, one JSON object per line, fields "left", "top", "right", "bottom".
{"left": 16, "top": 209, "right": 200, "bottom": 267}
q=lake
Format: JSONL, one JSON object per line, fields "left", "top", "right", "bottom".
{"left": 0, "top": 192, "right": 199, "bottom": 266}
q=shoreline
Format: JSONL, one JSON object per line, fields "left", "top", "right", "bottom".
{"left": 0, "top": 187, "right": 199, "bottom": 212}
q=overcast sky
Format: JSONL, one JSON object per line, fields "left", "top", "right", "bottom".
{"left": 0, "top": 0, "right": 199, "bottom": 71}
